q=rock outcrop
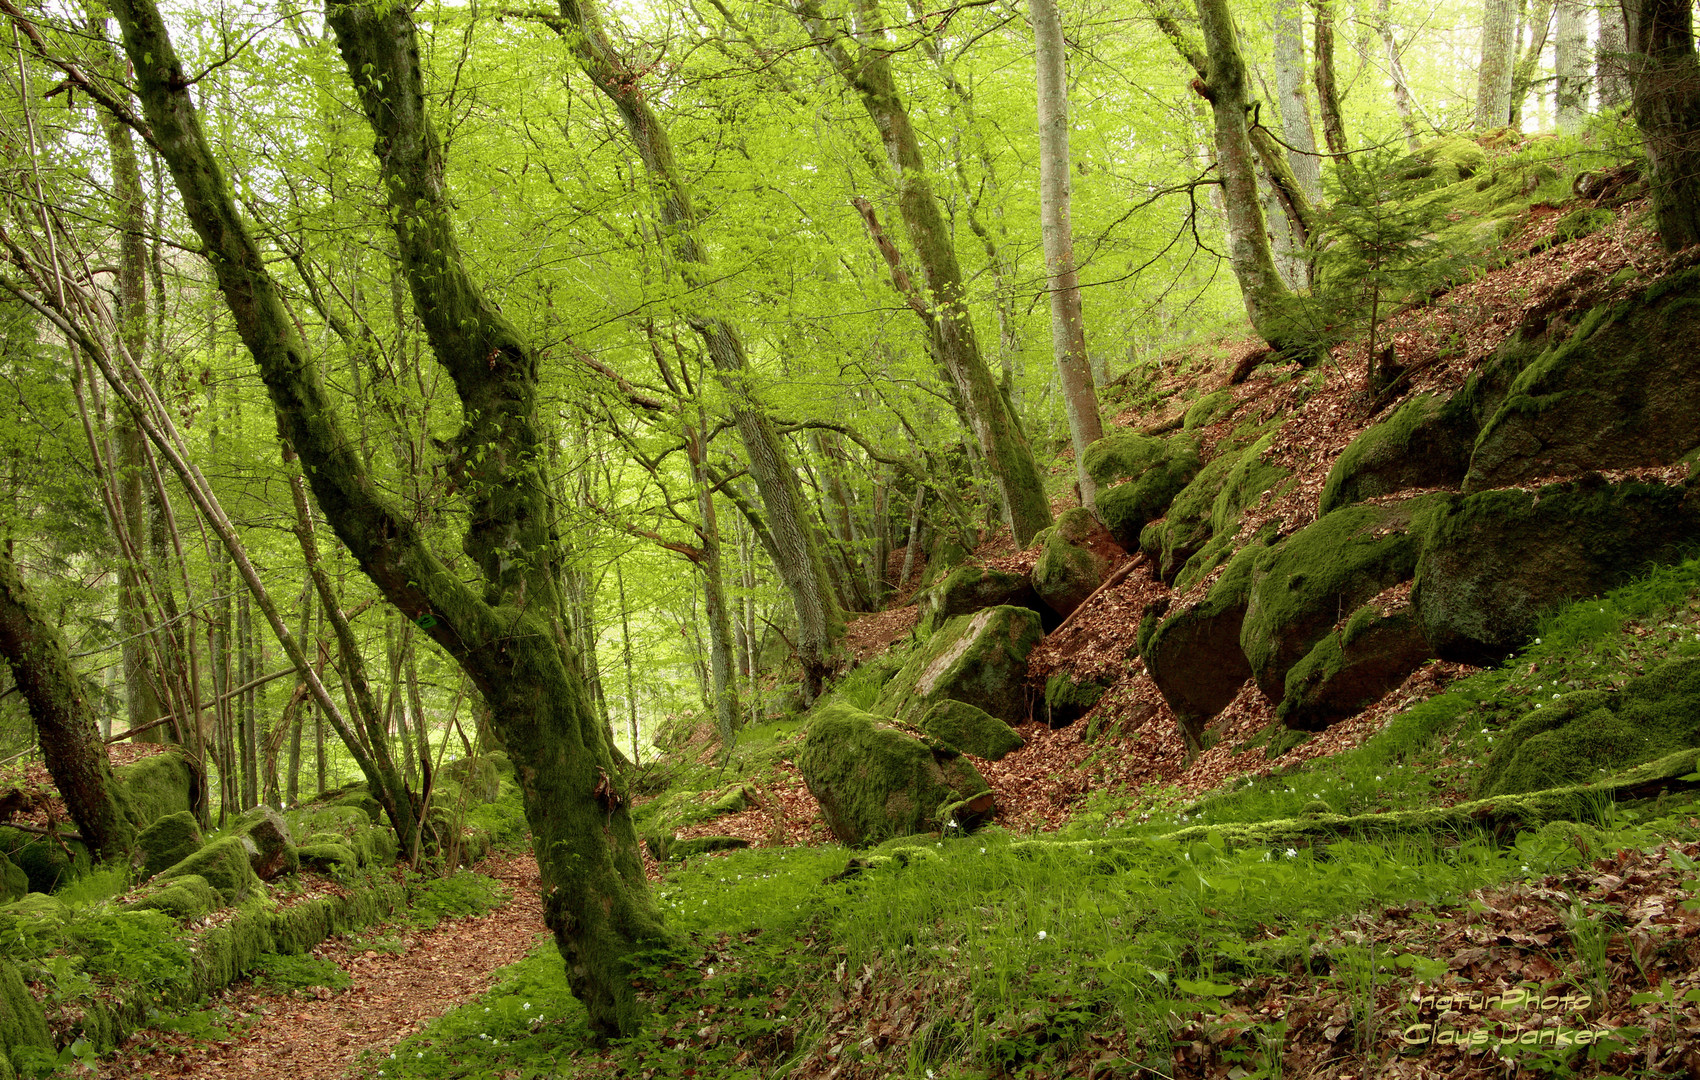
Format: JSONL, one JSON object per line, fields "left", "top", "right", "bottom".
{"left": 1032, "top": 509, "right": 1124, "bottom": 617}
{"left": 877, "top": 605, "right": 1044, "bottom": 724}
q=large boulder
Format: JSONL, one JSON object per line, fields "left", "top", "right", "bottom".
{"left": 876, "top": 605, "right": 1044, "bottom": 724}
{"left": 1144, "top": 543, "right": 1263, "bottom": 746}
{"left": 1097, "top": 436, "right": 1202, "bottom": 548}
{"left": 1412, "top": 477, "right": 1700, "bottom": 664}
{"left": 0, "top": 958, "right": 52, "bottom": 1079}
{"left": 916, "top": 700, "right": 1025, "bottom": 761}
{"left": 0, "top": 828, "right": 88, "bottom": 894}
{"left": 1477, "top": 657, "right": 1700, "bottom": 796}
{"left": 1465, "top": 267, "right": 1700, "bottom": 492}
{"left": 137, "top": 810, "right": 203, "bottom": 879}
{"left": 1276, "top": 600, "right": 1434, "bottom": 731}
{"left": 1241, "top": 495, "right": 1448, "bottom": 703}
{"left": 798, "top": 702, "right": 993, "bottom": 846}
{"left": 1043, "top": 669, "right": 1112, "bottom": 727}
{"left": 235, "top": 805, "right": 299, "bottom": 880}
{"left": 0, "top": 852, "right": 25, "bottom": 903}
{"left": 1173, "top": 435, "right": 1292, "bottom": 594}
{"left": 1032, "top": 509, "right": 1124, "bottom": 618}
{"left": 1319, "top": 393, "right": 1474, "bottom": 514}
{"left": 115, "top": 750, "right": 201, "bottom": 829}
{"left": 1080, "top": 431, "right": 1169, "bottom": 487}
{"left": 156, "top": 834, "right": 260, "bottom": 903}
{"left": 917, "top": 565, "right": 1040, "bottom": 633}
{"left": 1141, "top": 448, "right": 1241, "bottom": 582}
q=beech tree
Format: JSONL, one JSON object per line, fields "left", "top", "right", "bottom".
{"left": 1623, "top": 0, "right": 1700, "bottom": 250}
{"left": 1475, "top": 0, "right": 1519, "bottom": 128}
{"left": 108, "top": 0, "right": 666, "bottom": 1036}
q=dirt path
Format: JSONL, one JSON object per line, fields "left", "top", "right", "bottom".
{"left": 101, "top": 852, "right": 548, "bottom": 1080}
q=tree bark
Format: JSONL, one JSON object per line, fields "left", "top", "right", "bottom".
{"left": 1623, "top": 0, "right": 1700, "bottom": 250}
{"left": 1600, "top": 5, "right": 1632, "bottom": 109}
{"left": 1274, "top": 0, "right": 1325, "bottom": 201}
{"left": 109, "top": 0, "right": 667, "bottom": 1037}
{"left": 1376, "top": 0, "right": 1422, "bottom": 151}
{"left": 1508, "top": 0, "right": 1556, "bottom": 129}
{"left": 1313, "top": 0, "right": 1357, "bottom": 187}
{"left": 796, "top": 0, "right": 1054, "bottom": 545}
{"left": 0, "top": 542, "right": 135, "bottom": 858}
{"left": 1476, "top": 0, "right": 1520, "bottom": 128}
{"left": 1554, "top": 0, "right": 1588, "bottom": 129}
{"left": 1194, "top": 0, "right": 1305, "bottom": 354}
{"left": 1032, "top": 0, "right": 1105, "bottom": 512}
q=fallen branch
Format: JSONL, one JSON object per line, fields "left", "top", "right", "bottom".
{"left": 1048, "top": 554, "right": 1145, "bottom": 638}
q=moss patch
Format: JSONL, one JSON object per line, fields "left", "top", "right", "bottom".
{"left": 137, "top": 811, "right": 203, "bottom": 880}
{"left": 1096, "top": 436, "right": 1201, "bottom": 548}
{"left": 917, "top": 699, "right": 1024, "bottom": 760}
{"left": 877, "top": 606, "right": 1043, "bottom": 724}
{"left": 1080, "top": 431, "right": 1168, "bottom": 487}
{"left": 1320, "top": 393, "right": 1474, "bottom": 514}
{"left": 114, "top": 751, "right": 200, "bottom": 829}
{"left": 157, "top": 835, "right": 259, "bottom": 903}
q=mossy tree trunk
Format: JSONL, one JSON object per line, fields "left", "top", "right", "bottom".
{"left": 1195, "top": 0, "right": 1304, "bottom": 354}
{"left": 1311, "top": 0, "right": 1358, "bottom": 189}
{"left": 109, "top": 0, "right": 666, "bottom": 1036}
{"left": 1623, "top": 0, "right": 1700, "bottom": 251}
{"left": 0, "top": 542, "right": 135, "bottom": 859}
{"left": 796, "top": 0, "right": 1054, "bottom": 547}
{"left": 551, "top": 0, "right": 845, "bottom": 701}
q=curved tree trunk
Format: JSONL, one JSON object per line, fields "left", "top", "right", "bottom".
{"left": 1032, "top": 0, "right": 1104, "bottom": 511}
{"left": 1313, "top": 0, "right": 1358, "bottom": 187}
{"left": 109, "top": 0, "right": 667, "bottom": 1037}
{"left": 1377, "top": 0, "right": 1422, "bottom": 151}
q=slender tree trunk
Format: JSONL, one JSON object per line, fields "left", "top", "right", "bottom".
{"left": 1509, "top": 0, "right": 1556, "bottom": 128}
{"left": 1600, "top": 5, "right": 1632, "bottom": 109}
{"left": 1476, "top": 0, "right": 1520, "bottom": 127}
{"left": 1313, "top": 0, "right": 1358, "bottom": 187}
{"left": 687, "top": 417, "right": 741, "bottom": 746}
{"left": 1555, "top": 0, "right": 1589, "bottom": 129}
{"left": 1274, "top": 0, "right": 1325, "bottom": 200}
{"left": 1377, "top": 0, "right": 1422, "bottom": 151}
{"left": 1033, "top": 0, "right": 1105, "bottom": 512}
{"left": 1623, "top": 0, "right": 1700, "bottom": 250}
{"left": 1194, "top": 0, "right": 1305, "bottom": 353}
{"left": 615, "top": 562, "right": 640, "bottom": 763}
{"left": 797, "top": 0, "right": 1054, "bottom": 545}
{"left": 0, "top": 542, "right": 136, "bottom": 858}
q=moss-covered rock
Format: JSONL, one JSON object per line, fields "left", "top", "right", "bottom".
{"left": 1080, "top": 431, "right": 1168, "bottom": 487}
{"left": 136, "top": 810, "right": 203, "bottom": 880}
{"left": 1392, "top": 134, "right": 1488, "bottom": 191}
{"left": 1144, "top": 543, "right": 1264, "bottom": 746}
{"left": 114, "top": 750, "right": 201, "bottom": 829}
{"left": 0, "top": 959, "right": 51, "bottom": 1079}
{"left": 669, "top": 836, "right": 751, "bottom": 859}
{"left": 1183, "top": 389, "right": 1237, "bottom": 430}
{"left": 798, "top": 701, "right": 993, "bottom": 847}
{"left": 1032, "top": 508, "right": 1124, "bottom": 617}
{"left": 157, "top": 835, "right": 259, "bottom": 903}
{"left": 1466, "top": 268, "right": 1700, "bottom": 491}
{"left": 1552, "top": 207, "right": 1614, "bottom": 244}
{"left": 916, "top": 699, "right": 1024, "bottom": 761}
{"left": 123, "top": 873, "right": 223, "bottom": 921}
{"left": 297, "top": 842, "right": 359, "bottom": 874}
{"left": 917, "top": 565, "right": 1039, "bottom": 633}
{"left": 1140, "top": 448, "right": 1241, "bottom": 582}
{"left": 1479, "top": 657, "right": 1700, "bottom": 796}
{"left": 919, "top": 531, "right": 972, "bottom": 588}
{"left": 876, "top": 606, "right": 1044, "bottom": 724}
{"left": 1097, "top": 437, "right": 1202, "bottom": 548}
{"left": 1211, "top": 434, "right": 1289, "bottom": 538}
{"left": 0, "top": 828, "right": 88, "bottom": 894}
{"left": 0, "top": 854, "right": 24, "bottom": 904}
{"left": 707, "top": 785, "right": 757, "bottom": 815}
{"left": 1276, "top": 600, "right": 1434, "bottom": 731}
{"left": 1413, "top": 478, "right": 1700, "bottom": 663}
{"left": 235, "top": 806, "right": 299, "bottom": 880}
{"left": 1319, "top": 393, "right": 1474, "bottom": 514}
{"left": 438, "top": 755, "right": 501, "bottom": 803}
{"left": 1043, "top": 669, "right": 1110, "bottom": 727}
{"left": 1242, "top": 495, "right": 1447, "bottom": 702}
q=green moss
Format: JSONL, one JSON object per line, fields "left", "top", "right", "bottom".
{"left": 137, "top": 811, "right": 204, "bottom": 879}
{"left": 0, "top": 855, "right": 23, "bottom": 905}
{"left": 1140, "top": 448, "right": 1239, "bottom": 581}
{"left": 157, "top": 835, "right": 258, "bottom": 903}
{"left": 298, "top": 842, "right": 359, "bottom": 874}
{"left": 1183, "top": 389, "right": 1236, "bottom": 430}
{"left": 114, "top": 751, "right": 199, "bottom": 829}
{"left": 917, "top": 699, "right": 1024, "bottom": 760}
{"left": 877, "top": 606, "right": 1043, "bottom": 724}
{"left": 1241, "top": 495, "right": 1447, "bottom": 699}
{"left": 917, "top": 566, "right": 1036, "bottom": 634}
{"left": 1043, "top": 670, "right": 1108, "bottom": 727}
{"left": 0, "top": 960, "right": 50, "bottom": 1075}
{"left": 1080, "top": 431, "right": 1168, "bottom": 487}
{"left": 1211, "top": 434, "right": 1288, "bottom": 537}
{"left": 1097, "top": 437, "right": 1201, "bottom": 547}
{"left": 1320, "top": 394, "right": 1474, "bottom": 514}
{"left": 248, "top": 951, "right": 354, "bottom": 993}
{"left": 1553, "top": 207, "right": 1613, "bottom": 244}
{"left": 124, "top": 873, "right": 223, "bottom": 921}
{"left": 0, "top": 829, "right": 89, "bottom": 894}
{"left": 439, "top": 755, "right": 501, "bottom": 803}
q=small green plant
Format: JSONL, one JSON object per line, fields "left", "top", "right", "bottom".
{"left": 404, "top": 869, "right": 507, "bottom": 928}
{"left": 248, "top": 951, "right": 354, "bottom": 994}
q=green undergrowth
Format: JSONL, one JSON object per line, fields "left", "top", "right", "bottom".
{"left": 401, "top": 869, "right": 508, "bottom": 928}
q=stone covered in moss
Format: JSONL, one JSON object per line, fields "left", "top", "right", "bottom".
{"left": 157, "top": 835, "right": 259, "bottom": 903}
{"left": 917, "top": 565, "right": 1039, "bottom": 633}
{"left": 1319, "top": 393, "right": 1474, "bottom": 514}
{"left": 1144, "top": 543, "right": 1264, "bottom": 746}
{"left": 799, "top": 702, "right": 992, "bottom": 846}
{"left": 1043, "top": 669, "right": 1110, "bottom": 728}
{"left": 1183, "top": 389, "right": 1237, "bottom": 430}
{"left": 137, "top": 810, "right": 203, "bottom": 879}
{"left": 1277, "top": 600, "right": 1434, "bottom": 731}
{"left": 1163, "top": 435, "right": 1291, "bottom": 595}
{"left": 1392, "top": 134, "right": 1487, "bottom": 191}
{"left": 919, "top": 532, "right": 972, "bottom": 588}
{"left": 235, "top": 806, "right": 299, "bottom": 880}
{"left": 1097, "top": 437, "right": 1202, "bottom": 549}
{"left": 0, "top": 959, "right": 51, "bottom": 1079}
{"left": 876, "top": 606, "right": 1044, "bottom": 724}
{"left": 1080, "top": 431, "right": 1168, "bottom": 488}
{"left": 1140, "top": 448, "right": 1241, "bottom": 583}
{"left": 297, "top": 842, "right": 359, "bottom": 874}
{"left": 114, "top": 750, "right": 200, "bottom": 829}
{"left": 916, "top": 699, "right": 1024, "bottom": 761}
{"left": 1414, "top": 478, "right": 1700, "bottom": 664}
{"left": 1466, "top": 268, "right": 1700, "bottom": 491}
{"left": 439, "top": 755, "right": 502, "bottom": 803}
{"left": 1552, "top": 207, "right": 1613, "bottom": 244}
{"left": 0, "top": 854, "right": 24, "bottom": 904}
{"left": 1242, "top": 495, "right": 1447, "bottom": 703}
{"left": 1032, "top": 508, "right": 1123, "bottom": 617}
{"left": 0, "top": 828, "right": 88, "bottom": 894}
{"left": 124, "top": 873, "right": 223, "bottom": 921}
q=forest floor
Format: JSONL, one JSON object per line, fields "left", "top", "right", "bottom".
{"left": 94, "top": 852, "right": 548, "bottom": 1080}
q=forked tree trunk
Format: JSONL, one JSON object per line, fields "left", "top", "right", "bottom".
{"left": 1274, "top": 0, "right": 1325, "bottom": 200}
{"left": 110, "top": 0, "right": 666, "bottom": 1036}
{"left": 1032, "top": 0, "right": 1105, "bottom": 511}
{"left": 1313, "top": 0, "right": 1358, "bottom": 187}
